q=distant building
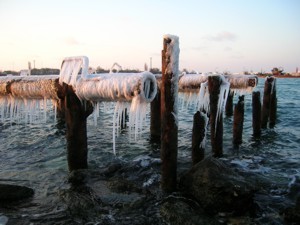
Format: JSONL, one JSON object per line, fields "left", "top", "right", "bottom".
{"left": 20, "top": 69, "right": 30, "bottom": 76}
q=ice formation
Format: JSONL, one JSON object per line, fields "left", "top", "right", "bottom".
{"left": 178, "top": 73, "right": 208, "bottom": 92}
{"left": 164, "top": 34, "right": 180, "bottom": 125}
{"left": 196, "top": 74, "right": 230, "bottom": 133}
{"left": 0, "top": 95, "right": 57, "bottom": 124}
{"left": 216, "top": 75, "right": 230, "bottom": 122}
{"left": 75, "top": 72, "right": 157, "bottom": 103}
{"left": 59, "top": 56, "right": 89, "bottom": 87}
{"left": 199, "top": 111, "right": 209, "bottom": 149}
{"left": 1, "top": 55, "right": 158, "bottom": 154}
{"left": 225, "top": 74, "right": 258, "bottom": 95}
{"left": 197, "top": 81, "right": 210, "bottom": 113}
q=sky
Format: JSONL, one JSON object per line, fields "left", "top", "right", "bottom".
{"left": 0, "top": 0, "right": 299, "bottom": 73}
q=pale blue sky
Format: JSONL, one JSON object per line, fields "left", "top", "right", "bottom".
{"left": 0, "top": 0, "right": 299, "bottom": 73}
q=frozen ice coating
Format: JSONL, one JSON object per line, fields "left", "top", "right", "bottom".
{"left": 178, "top": 73, "right": 208, "bottom": 92}
{"left": 197, "top": 81, "right": 210, "bottom": 113}
{"left": 199, "top": 111, "right": 209, "bottom": 149}
{"left": 216, "top": 75, "right": 230, "bottom": 122}
{"left": 75, "top": 72, "right": 157, "bottom": 103}
{"left": 59, "top": 56, "right": 89, "bottom": 87}
{"left": 225, "top": 74, "right": 258, "bottom": 94}
{"left": 177, "top": 73, "right": 258, "bottom": 93}
{"left": 0, "top": 76, "right": 60, "bottom": 99}
{"left": 163, "top": 34, "right": 180, "bottom": 124}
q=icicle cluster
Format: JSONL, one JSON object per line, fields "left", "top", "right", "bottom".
{"left": 216, "top": 75, "right": 230, "bottom": 121}
{"left": 59, "top": 56, "right": 89, "bottom": 87}
{"left": 0, "top": 96, "right": 57, "bottom": 124}
{"left": 197, "top": 74, "right": 230, "bottom": 123}
{"left": 197, "top": 81, "right": 210, "bottom": 113}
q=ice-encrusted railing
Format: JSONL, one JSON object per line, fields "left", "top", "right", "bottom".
{"left": 177, "top": 73, "right": 258, "bottom": 109}
{"left": 59, "top": 56, "right": 157, "bottom": 154}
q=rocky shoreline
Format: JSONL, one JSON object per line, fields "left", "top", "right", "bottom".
{"left": 1, "top": 156, "right": 299, "bottom": 225}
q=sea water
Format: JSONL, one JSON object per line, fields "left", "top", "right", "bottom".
{"left": 0, "top": 78, "right": 299, "bottom": 224}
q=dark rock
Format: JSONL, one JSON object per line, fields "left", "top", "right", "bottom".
{"left": 179, "top": 157, "right": 256, "bottom": 215}
{"left": 283, "top": 196, "right": 300, "bottom": 223}
{"left": 0, "top": 183, "right": 34, "bottom": 202}
{"left": 160, "top": 196, "right": 219, "bottom": 225}
{"left": 108, "top": 178, "right": 143, "bottom": 194}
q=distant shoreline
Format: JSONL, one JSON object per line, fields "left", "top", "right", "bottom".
{"left": 257, "top": 74, "right": 300, "bottom": 78}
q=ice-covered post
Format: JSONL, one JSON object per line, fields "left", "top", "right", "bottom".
{"left": 225, "top": 91, "right": 234, "bottom": 117}
{"left": 261, "top": 76, "right": 275, "bottom": 128}
{"left": 208, "top": 75, "right": 229, "bottom": 157}
{"left": 252, "top": 91, "right": 261, "bottom": 137}
{"left": 64, "top": 84, "right": 93, "bottom": 171}
{"left": 192, "top": 111, "right": 207, "bottom": 165}
{"left": 150, "top": 88, "right": 161, "bottom": 142}
{"left": 233, "top": 95, "right": 244, "bottom": 146}
{"left": 160, "top": 34, "right": 179, "bottom": 193}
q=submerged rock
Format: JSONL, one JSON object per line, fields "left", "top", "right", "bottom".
{"left": 160, "top": 196, "right": 219, "bottom": 225}
{"left": 179, "top": 157, "right": 256, "bottom": 215}
{"left": 0, "top": 183, "right": 34, "bottom": 202}
{"left": 283, "top": 196, "right": 300, "bottom": 223}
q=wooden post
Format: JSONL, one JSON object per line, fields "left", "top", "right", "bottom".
{"left": 208, "top": 76, "right": 223, "bottom": 157}
{"left": 161, "top": 35, "right": 179, "bottom": 193}
{"left": 225, "top": 91, "right": 234, "bottom": 117}
{"left": 233, "top": 95, "right": 244, "bottom": 146}
{"left": 269, "top": 78, "right": 277, "bottom": 128}
{"left": 252, "top": 91, "right": 261, "bottom": 137}
{"left": 192, "top": 111, "right": 207, "bottom": 165}
{"left": 261, "top": 76, "right": 274, "bottom": 128}
{"left": 150, "top": 89, "right": 161, "bottom": 142}
{"left": 64, "top": 84, "right": 93, "bottom": 171}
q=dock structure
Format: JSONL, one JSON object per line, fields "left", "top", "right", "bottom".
{"left": 1, "top": 35, "right": 275, "bottom": 194}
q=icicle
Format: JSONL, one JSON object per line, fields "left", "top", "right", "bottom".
{"left": 199, "top": 111, "right": 209, "bottom": 149}
{"left": 197, "top": 81, "right": 210, "bottom": 113}
{"left": 128, "top": 95, "right": 148, "bottom": 141}
{"left": 215, "top": 75, "right": 230, "bottom": 122}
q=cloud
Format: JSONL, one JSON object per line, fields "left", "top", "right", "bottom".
{"left": 64, "top": 37, "right": 81, "bottom": 46}
{"left": 191, "top": 46, "right": 209, "bottom": 51}
{"left": 224, "top": 46, "right": 232, "bottom": 51}
{"left": 204, "top": 31, "right": 237, "bottom": 42}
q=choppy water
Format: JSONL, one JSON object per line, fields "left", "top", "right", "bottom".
{"left": 0, "top": 78, "right": 299, "bottom": 224}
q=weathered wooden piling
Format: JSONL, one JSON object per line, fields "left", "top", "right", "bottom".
{"left": 160, "top": 35, "right": 179, "bottom": 193}
{"left": 192, "top": 111, "right": 207, "bottom": 165}
{"left": 208, "top": 76, "right": 223, "bottom": 157}
{"left": 252, "top": 91, "right": 261, "bottom": 137}
{"left": 261, "top": 76, "right": 275, "bottom": 128}
{"left": 150, "top": 89, "right": 161, "bottom": 142}
{"left": 269, "top": 78, "right": 277, "bottom": 128}
{"left": 64, "top": 84, "right": 93, "bottom": 171}
{"left": 225, "top": 91, "right": 234, "bottom": 116}
{"left": 233, "top": 95, "right": 244, "bottom": 146}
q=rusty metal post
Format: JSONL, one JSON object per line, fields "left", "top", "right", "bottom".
{"left": 150, "top": 89, "right": 161, "bottom": 142}
{"left": 225, "top": 91, "right": 234, "bottom": 117}
{"left": 192, "top": 111, "right": 207, "bottom": 165}
{"left": 161, "top": 35, "right": 179, "bottom": 193}
{"left": 233, "top": 95, "right": 244, "bottom": 146}
{"left": 208, "top": 76, "right": 223, "bottom": 157}
{"left": 252, "top": 91, "right": 261, "bottom": 137}
{"left": 64, "top": 84, "right": 93, "bottom": 171}
{"left": 261, "top": 76, "right": 274, "bottom": 128}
